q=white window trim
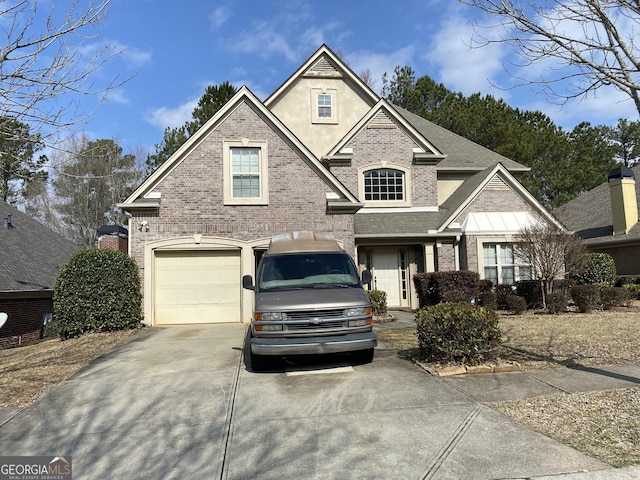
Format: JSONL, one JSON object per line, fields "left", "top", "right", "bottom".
{"left": 223, "top": 139, "right": 269, "bottom": 205}
{"left": 358, "top": 163, "right": 411, "bottom": 208}
{"left": 476, "top": 236, "right": 531, "bottom": 285}
{"left": 311, "top": 87, "right": 338, "bottom": 124}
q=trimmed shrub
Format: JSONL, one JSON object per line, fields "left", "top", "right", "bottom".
{"left": 478, "top": 279, "right": 493, "bottom": 293}
{"left": 477, "top": 290, "right": 497, "bottom": 311}
{"left": 615, "top": 275, "right": 640, "bottom": 287}
{"left": 412, "top": 273, "right": 433, "bottom": 308}
{"left": 571, "top": 284, "right": 600, "bottom": 313}
{"left": 367, "top": 290, "right": 388, "bottom": 315}
{"left": 600, "top": 286, "right": 634, "bottom": 310}
{"left": 54, "top": 249, "right": 142, "bottom": 339}
{"left": 415, "top": 302, "right": 501, "bottom": 365}
{"left": 547, "top": 292, "right": 568, "bottom": 314}
{"left": 515, "top": 280, "right": 543, "bottom": 308}
{"left": 495, "top": 284, "right": 515, "bottom": 310}
{"left": 505, "top": 295, "right": 527, "bottom": 314}
{"left": 572, "top": 253, "right": 616, "bottom": 286}
{"left": 413, "top": 271, "right": 479, "bottom": 306}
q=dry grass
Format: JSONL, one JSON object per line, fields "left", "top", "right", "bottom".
{"left": 0, "top": 330, "right": 136, "bottom": 408}
{"left": 376, "top": 304, "right": 640, "bottom": 468}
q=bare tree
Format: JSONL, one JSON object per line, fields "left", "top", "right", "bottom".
{"left": 514, "top": 222, "right": 587, "bottom": 308}
{"left": 0, "top": 0, "right": 125, "bottom": 144}
{"left": 461, "top": 0, "right": 640, "bottom": 115}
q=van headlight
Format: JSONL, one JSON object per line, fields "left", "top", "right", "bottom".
{"left": 256, "top": 312, "right": 283, "bottom": 321}
{"left": 344, "top": 307, "right": 371, "bottom": 316}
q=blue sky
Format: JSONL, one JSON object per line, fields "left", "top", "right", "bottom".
{"left": 80, "top": 0, "right": 638, "bottom": 155}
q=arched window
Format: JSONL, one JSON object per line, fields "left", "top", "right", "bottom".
{"left": 363, "top": 169, "right": 405, "bottom": 201}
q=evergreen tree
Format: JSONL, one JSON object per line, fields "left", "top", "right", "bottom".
{"left": 146, "top": 82, "right": 237, "bottom": 172}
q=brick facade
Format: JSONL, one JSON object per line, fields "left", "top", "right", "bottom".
{"left": 0, "top": 296, "right": 51, "bottom": 349}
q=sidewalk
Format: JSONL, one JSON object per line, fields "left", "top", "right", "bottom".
{"left": 376, "top": 310, "right": 640, "bottom": 479}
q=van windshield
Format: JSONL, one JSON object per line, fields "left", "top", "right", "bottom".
{"left": 258, "top": 253, "right": 361, "bottom": 291}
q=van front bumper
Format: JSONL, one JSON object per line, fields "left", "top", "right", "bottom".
{"left": 250, "top": 332, "right": 377, "bottom": 356}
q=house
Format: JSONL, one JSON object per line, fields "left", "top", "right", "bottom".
{"left": 0, "top": 200, "right": 81, "bottom": 348}
{"left": 119, "top": 44, "right": 561, "bottom": 326}
{"left": 555, "top": 166, "right": 640, "bottom": 275}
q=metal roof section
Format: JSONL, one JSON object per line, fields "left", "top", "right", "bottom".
{"left": 462, "top": 212, "right": 539, "bottom": 234}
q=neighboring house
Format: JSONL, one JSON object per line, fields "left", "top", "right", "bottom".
{"left": 0, "top": 201, "right": 81, "bottom": 348}
{"left": 555, "top": 166, "right": 640, "bottom": 275}
{"left": 119, "top": 44, "right": 561, "bottom": 326}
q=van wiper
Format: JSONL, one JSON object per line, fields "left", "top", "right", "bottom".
{"left": 312, "top": 283, "right": 349, "bottom": 288}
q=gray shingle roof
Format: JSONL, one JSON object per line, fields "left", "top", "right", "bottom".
{"left": 390, "top": 105, "right": 530, "bottom": 172}
{"left": 0, "top": 201, "right": 81, "bottom": 292}
{"left": 554, "top": 165, "right": 640, "bottom": 245}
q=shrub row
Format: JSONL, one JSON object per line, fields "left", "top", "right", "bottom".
{"left": 413, "top": 271, "right": 479, "bottom": 307}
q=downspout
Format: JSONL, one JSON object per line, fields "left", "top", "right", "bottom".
{"left": 454, "top": 235, "right": 461, "bottom": 271}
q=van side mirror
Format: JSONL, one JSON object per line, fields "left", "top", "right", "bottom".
{"left": 242, "top": 275, "right": 254, "bottom": 290}
{"left": 361, "top": 269, "right": 372, "bottom": 285}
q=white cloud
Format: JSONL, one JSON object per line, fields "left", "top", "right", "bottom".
{"left": 124, "top": 46, "right": 152, "bottom": 67}
{"left": 347, "top": 46, "right": 417, "bottom": 94}
{"left": 428, "top": 8, "right": 506, "bottom": 96}
{"left": 105, "top": 88, "right": 129, "bottom": 104}
{"left": 210, "top": 6, "right": 231, "bottom": 30}
{"left": 146, "top": 98, "right": 197, "bottom": 131}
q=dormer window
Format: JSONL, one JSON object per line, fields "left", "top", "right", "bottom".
{"left": 311, "top": 88, "right": 338, "bottom": 124}
{"left": 359, "top": 164, "right": 411, "bottom": 207}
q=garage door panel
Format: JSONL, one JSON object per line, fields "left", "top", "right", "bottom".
{"left": 154, "top": 250, "right": 241, "bottom": 325}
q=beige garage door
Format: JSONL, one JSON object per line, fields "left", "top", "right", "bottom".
{"left": 154, "top": 250, "right": 241, "bottom": 325}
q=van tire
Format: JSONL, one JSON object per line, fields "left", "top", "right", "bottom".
{"left": 352, "top": 348, "right": 374, "bottom": 365}
{"left": 250, "top": 351, "right": 271, "bottom": 372}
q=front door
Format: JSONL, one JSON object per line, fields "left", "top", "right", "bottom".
{"left": 372, "top": 250, "right": 401, "bottom": 307}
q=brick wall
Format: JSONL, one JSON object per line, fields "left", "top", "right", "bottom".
{"left": 98, "top": 235, "right": 128, "bottom": 253}
{"left": 128, "top": 101, "right": 356, "bottom": 282}
{"left": 0, "top": 296, "right": 52, "bottom": 349}
{"left": 331, "top": 125, "right": 438, "bottom": 207}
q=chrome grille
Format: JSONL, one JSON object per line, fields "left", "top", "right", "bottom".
{"left": 287, "top": 320, "right": 346, "bottom": 331}
{"left": 284, "top": 309, "right": 344, "bottom": 320}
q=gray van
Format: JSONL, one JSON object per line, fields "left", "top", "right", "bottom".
{"left": 242, "top": 231, "right": 377, "bottom": 371}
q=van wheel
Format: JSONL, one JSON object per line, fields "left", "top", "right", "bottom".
{"left": 250, "top": 351, "right": 271, "bottom": 372}
{"left": 352, "top": 348, "right": 374, "bottom": 365}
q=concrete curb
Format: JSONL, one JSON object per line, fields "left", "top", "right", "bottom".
{"left": 416, "top": 360, "right": 522, "bottom": 377}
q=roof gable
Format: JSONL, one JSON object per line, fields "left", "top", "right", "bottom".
{"left": 439, "top": 164, "right": 563, "bottom": 232}
{"left": 265, "top": 44, "right": 379, "bottom": 109}
{"left": 324, "top": 100, "right": 447, "bottom": 164}
{"left": 120, "top": 86, "right": 361, "bottom": 211}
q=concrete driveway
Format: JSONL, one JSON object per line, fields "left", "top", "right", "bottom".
{"left": 0, "top": 324, "right": 610, "bottom": 479}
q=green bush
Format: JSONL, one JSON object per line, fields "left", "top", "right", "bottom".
{"left": 415, "top": 302, "right": 501, "bottom": 365}
{"left": 413, "top": 271, "right": 479, "bottom": 307}
{"left": 505, "top": 294, "right": 527, "bottom": 314}
{"left": 622, "top": 283, "right": 640, "bottom": 299}
{"left": 600, "top": 286, "right": 633, "bottom": 309}
{"left": 547, "top": 292, "right": 568, "bottom": 314}
{"left": 54, "top": 249, "right": 142, "bottom": 339}
{"left": 515, "top": 280, "right": 542, "bottom": 308}
{"left": 572, "top": 253, "right": 616, "bottom": 286}
{"left": 477, "top": 290, "right": 497, "bottom": 310}
{"left": 495, "top": 284, "right": 515, "bottom": 310}
{"left": 571, "top": 284, "right": 600, "bottom": 313}
{"left": 367, "top": 290, "right": 387, "bottom": 315}
{"left": 41, "top": 318, "right": 63, "bottom": 339}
